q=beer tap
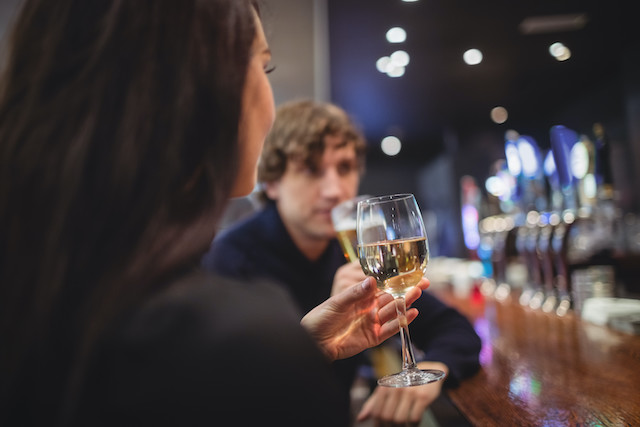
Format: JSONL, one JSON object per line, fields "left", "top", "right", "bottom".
{"left": 549, "top": 125, "right": 580, "bottom": 313}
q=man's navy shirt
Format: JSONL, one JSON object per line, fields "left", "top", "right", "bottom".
{"left": 202, "top": 201, "right": 481, "bottom": 397}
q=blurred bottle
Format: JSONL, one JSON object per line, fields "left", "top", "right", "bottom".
{"left": 489, "top": 215, "right": 517, "bottom": 300}
{"left": 542, "top": 148, "right": 572, "bottom": 315}
{"left": 537, "top": 212, "right": 559, "bottom": 312}
{"left": 592, "top": 124, "right": 640, "bottom": 299}
{"left": 550, "top": 211, "right": 573, "bottom": 316}
{"left": 503, "top": 133, "right": 550, "bottom": 307}
{"left": 517, "top": 211, "right": 544, "bottom": 307}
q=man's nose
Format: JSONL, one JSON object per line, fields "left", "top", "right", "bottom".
{"left": 320, "top": 168, "right": 343, "bottom": 198}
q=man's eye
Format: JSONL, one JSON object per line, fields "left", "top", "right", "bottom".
{"left": 304, "top": 166, "right": 321, "bottom": 177}
{"left": 338, "top": 163, "right": 356, "bottom": 175}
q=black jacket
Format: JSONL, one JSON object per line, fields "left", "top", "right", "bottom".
{"left": 75, "top": 271, "right": 349, "bottom": 426}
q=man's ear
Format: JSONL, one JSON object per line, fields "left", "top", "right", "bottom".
{"left": 264, "top": 181, "right": 280, "bottom": 200}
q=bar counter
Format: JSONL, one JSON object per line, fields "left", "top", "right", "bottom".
{"left": 431, "top": 285, "right": 640, "bottom": 426}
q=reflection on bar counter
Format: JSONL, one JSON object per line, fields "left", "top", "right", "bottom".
{"left": 472, "top": 124, "right": 640, "bottom": 333}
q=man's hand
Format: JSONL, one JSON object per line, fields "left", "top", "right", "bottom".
{"left": 357, "top": 361, "right": 449, "bottom": 426}
{"left": 331, "top": 261, "right": 368, "bottom": 296}
{"left": 301, "top": 277, "right": 429, "bottom": 361}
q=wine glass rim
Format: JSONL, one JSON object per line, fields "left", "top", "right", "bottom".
{"left": 334, "top": 194, "right": 373, "bottom": 210}
{"left": 359, "top": 193, "right": 414, "bottom": 205}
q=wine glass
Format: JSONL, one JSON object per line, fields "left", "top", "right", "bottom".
{"left": 332, "top": 195, "right": 402, "bottom": 377}
{"left": 356, "top": 193, "right": 446, "bottom": 387}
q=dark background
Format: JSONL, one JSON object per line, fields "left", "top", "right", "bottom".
{"left": 327, "top": 0, "right": 640, "bottom": 256}
{"left": 2, "top": 0, "right": 639, "bottom": 257}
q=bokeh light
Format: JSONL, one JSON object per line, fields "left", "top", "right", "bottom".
{"left": 490, "top": 106, "right": 508, "bottom": 124}
{"left": 386, "top": 27, "right": 407, "bottom": 43}
{"left": 463, "top": 48, "right": 483, "bottom": 65}
{"left": 381, "top": 136, "right": 402, "bottom": 156}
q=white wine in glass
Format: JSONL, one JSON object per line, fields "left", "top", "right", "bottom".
{"left": 357, "top": 193, "right": 446, "bottom": 387}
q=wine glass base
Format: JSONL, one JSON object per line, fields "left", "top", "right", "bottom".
{"left": 377, "top": 368, "right": 446, "bottom": 388}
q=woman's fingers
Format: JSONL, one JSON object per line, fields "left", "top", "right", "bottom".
{"left": 404, "top": 279, "right": 429, "bottom": 307}
{"left": 378, "top": 307, "right": 419, "bottom": 341}
{"left": 416, "top": 277, "right": 430, "bottom": 291}
{"left": 376, "top": 282, "right": 426, "bottom": 324}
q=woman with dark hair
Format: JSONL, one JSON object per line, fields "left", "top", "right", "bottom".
{"left": 0, "top": 1, "right": 429, "bottom": 426}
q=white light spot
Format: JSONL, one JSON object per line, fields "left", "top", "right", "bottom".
{"left": 517, "top": 138, "right": 538, "bottom": 178}
{"left": 386, "top": 65, "right": 406, "bottom": 78}
{"left": 381, "top": 136, "right": 402, "bottom": 156}
{"left": 505, "top": 144, "right": 522, "bottom": 176}
{"left": 583, "top": 174, "right": 597, "bottom": 198}
{"left": 549, "top": 42, "right": 564, "bottom": 56}
{"left": 485, "top": 176, "right": 506, "bottom": 197}
{"left": 544, "top": 150, "right": 556, "bottom": 177}
{"left": 555, "top": 47, "right": 571, "bottom": 61}
{"left": 376, "top": 56, "right": 392, "bottom": 73}
{"left": 570, "top": 141, "right": 589, "bottom": 179}
{"left": 549, "top": 42, "right": 571, "bottom": 61}
{"left": 390, "top": 50, "right": 410, "bottom": 67}
{"left": 463, "top": 48, "right": 483, "bottom": 65}
{"left": 386, "top": 27, "right": 407, "bottom": 43}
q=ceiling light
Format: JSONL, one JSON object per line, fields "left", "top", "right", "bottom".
{"left": 549, "top": 42, "right": 565, "bottom": 57}
{"left": 377, "top": 55, "right": 406, "bottom": 78}
{"left": 490, "top": 106, "right": 508, "bottom": 124}
{"left": 386, "top": 27, "right": 406, "bottom": 43}
{"left": 386, "top": 65, "right": 406, "bottom": 78}
{"left": 519, "top": 13, "right": 588, "bottom": 35}
{"left": 463, "top": 48, "right": 483, "bottom": 65}
{"left": 381, "top": 136, "right": 402, "bottom": 156}
{"left": 556, "top": 48, "right": 571, "bottom": 61}
{"left": 402, "top": 0, "right": 419, "bottom": 2}
{"left": 549, "top": 42, "right": 571, "bottom": 61}
{"left": 376, "top": 56, "right": 392, "bottom": 73}
{"left": 390, "top": 50, "right": 410, "bottom": 67}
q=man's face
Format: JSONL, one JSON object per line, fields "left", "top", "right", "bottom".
{"left": 265, "top": 134, "right": 360, "bottom": 245}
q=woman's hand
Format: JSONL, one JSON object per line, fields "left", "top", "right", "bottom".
{"left": 301, "top": 277, "right": 429, "bottom": 361}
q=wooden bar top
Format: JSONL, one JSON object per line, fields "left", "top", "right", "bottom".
{"left": 432, "top": 285, "right": 640, "bottom": 426}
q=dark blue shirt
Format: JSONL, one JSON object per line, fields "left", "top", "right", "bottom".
{"left": 202, "top": 202, "right": 481, "bottom": 394}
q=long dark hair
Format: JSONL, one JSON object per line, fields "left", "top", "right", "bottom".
{"left": 0, "top": 0, "right": 257, "bottom": 422}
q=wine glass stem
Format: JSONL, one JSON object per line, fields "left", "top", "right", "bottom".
{"left": 394, "top": 296, "right": 418, "bottom": 371}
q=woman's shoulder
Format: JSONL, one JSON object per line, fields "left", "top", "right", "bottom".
{"left": 122, "top": 270, "right": 310, "bottom": 357}
{"left": 83, "top": 270, "right": 349, "bottom": 426}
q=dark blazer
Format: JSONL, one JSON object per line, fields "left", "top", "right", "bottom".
{"left": 75, "top": 270, "right": 349, "bottom": 426}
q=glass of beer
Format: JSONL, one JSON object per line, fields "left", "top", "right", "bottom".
{"left": 356, "top": 193, "right": 445, "bottom": 387}
{"left": 331, "top": 195, "right": 371, "bottom": 262}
